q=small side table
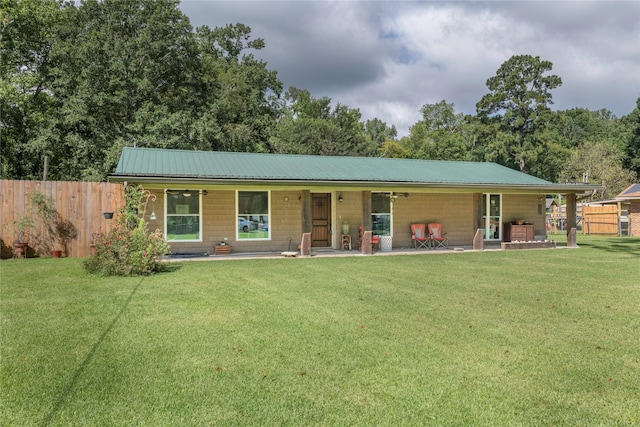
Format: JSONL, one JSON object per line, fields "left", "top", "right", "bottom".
{"left": 340, "top": 234, "right": 352, "bottom": 250}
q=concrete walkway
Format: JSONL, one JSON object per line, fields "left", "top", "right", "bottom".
{"left": 162, "top": 244, "right": 509, "bottom": 262}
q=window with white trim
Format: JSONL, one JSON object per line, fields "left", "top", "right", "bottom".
{"left": 165, "top": 192, "right": 202, "bottom": 241}
{"left": 237, "top": 191, "right": 270, "bottom": 240}
{"left": 372, "top": 192, "right": 392, "bottom": 236}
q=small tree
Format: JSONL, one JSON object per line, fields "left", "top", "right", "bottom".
{"left": 7, "top": 215, "right": 34, "bottom": 244}
{"left": 30, "top": 191, "right": 78, "bottom": 256}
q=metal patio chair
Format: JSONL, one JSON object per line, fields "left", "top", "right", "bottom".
{"left": 411, "top": 223, "right": 430, "bottom": 249}
{"left": 428, "top": 223, "right": 448, "bottom": 249}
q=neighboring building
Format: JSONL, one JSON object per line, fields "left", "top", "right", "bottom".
{"left": 109, "top": 147, "right": 600, "bottom": 254}
{"left": 616, "top": 184, "right": 640, "bottom": 237}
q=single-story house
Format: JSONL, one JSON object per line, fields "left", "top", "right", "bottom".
{"left": 109, "top": 147, "right": 601, "bottom": 254}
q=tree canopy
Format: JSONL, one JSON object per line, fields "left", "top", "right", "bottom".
{"left": 476, "top": 54, "right": 562, "bottom": 173}
{"left": 1, "top": 2, "right": 637, "bottom": 197}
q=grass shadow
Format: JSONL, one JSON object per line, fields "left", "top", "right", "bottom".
{"left": 577, "top": 237, "right": 640, "bottom": 255}
{"left": 157, "top": 263, "right": 182, "bottom": 273}
{"left": 41, "top": 277, "right": 145, "bottom": 426}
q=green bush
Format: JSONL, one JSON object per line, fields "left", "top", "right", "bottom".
{"left": 84, "top": 185, "right": 169, "bottom": 276}
{"left": 84, "top": 217, "right": 169, "bottom": 276}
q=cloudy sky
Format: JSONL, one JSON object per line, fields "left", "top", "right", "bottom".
{"left": 179, "top": 1, "right": 640, "bottom": 136}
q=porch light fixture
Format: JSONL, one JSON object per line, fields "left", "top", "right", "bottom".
{"left": 183, "top": 191, "right": 192, "bottom": 197}
{"left": 150, "top": 198, "right": 157, "bottom": 221}
{"left": 338, "top": 193, "right": 344, "bottom": 203}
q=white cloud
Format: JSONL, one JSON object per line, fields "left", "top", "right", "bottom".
{"left": 180, "top": 0, "right": 640, "bottom": 136}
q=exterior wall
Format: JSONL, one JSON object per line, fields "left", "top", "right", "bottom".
{"left": 142, "top": 186, "right": 549, "bottom": 253}
{"left": 392, "top": 193, "right": 475, "bottom": 247}
{"left": 156, "top": 190, "right": 303, "bottom": 255}
{"left": 630, "top": 201, "right": 640, "bottom": 237}
{"left": 502, "top": 194, "right": 546, "bottom": 236}
{"left": 336, "top": 192, "right": 478, "bottom": 248}
{"left": 334, "top": 191, "right": 363, "bottom": 247}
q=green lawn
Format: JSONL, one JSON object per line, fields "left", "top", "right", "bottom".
{"left": 1, "top": 235, "right": 639, "bottom": 426}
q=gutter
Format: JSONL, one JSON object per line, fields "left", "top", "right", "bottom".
{"left": 108, "top": 174, "right": 603, "bottom": 194}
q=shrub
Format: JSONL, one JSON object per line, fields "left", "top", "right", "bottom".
{"left": 84, "top": 185, "right": 169, "bottom": 276}
{"left": 84, "top": 217, "right": 169, "bottom": 276}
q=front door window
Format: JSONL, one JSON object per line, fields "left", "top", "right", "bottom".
{"left": 482, "top": 194, "right": 502, "bottom": 240}
{"left": 372, "top": 192, "right": 392, "bottom": 236}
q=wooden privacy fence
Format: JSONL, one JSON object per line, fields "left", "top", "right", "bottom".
{"left": 582, "top": 205, "right": 619, "bottom": 235}
{"left": 1, "top": 180, "right": 124, "bottom": 258}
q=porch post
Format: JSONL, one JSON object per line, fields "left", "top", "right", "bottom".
{"left": 361, "top": 191, "right": 372, "bottom": 230}
{"left": 566, "top": 193, "right": 577, "bottom": 247}
{"left": 301, "top": 190, "right": 311, "bottom": 234}
{"left": 361, "top": 191, "right": 372, "bottom": 253}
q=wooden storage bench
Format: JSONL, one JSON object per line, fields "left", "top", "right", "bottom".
{"left": 215, "top": 244, "right": 231, "bottom": 255}
{"left": 503, "top": 223, "right": 534, "bottom": 242}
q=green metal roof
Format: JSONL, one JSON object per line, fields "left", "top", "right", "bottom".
{"left": 110, "top": 147, "right": 599, "bottom": 192}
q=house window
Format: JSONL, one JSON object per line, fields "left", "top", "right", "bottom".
{"left": 372, "top": 192, "right": 392, "bottom": 236}
{"left": 237, "top": 191, "right": 270, "bottom": 240}
{"left": 482, "top": 194, "right": 502, "bottom": 240}
{"left": 165, "top": 192, "right": 202, "bottom": 241}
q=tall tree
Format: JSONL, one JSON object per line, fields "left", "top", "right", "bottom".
{"left": 536, "top": 107, "right": 630, "bottom": 182}
{"left": 400, "top": 100, "right": 475, "bottom": 161}
{"left": 622, "top": 98, "right": 640, "bottom": 177}
{"left": 0, "top": 0, "right": 62, "bottom": 179}
{"left": 476, "top": 54, "right": 562, "bottom": 173}
{"left": 560, "top": 141, "right": 636, "bottom": 200}
{"left": 269, "top": 87, "right": 372, "bottom": 156}
{"left": 193, "top": 23, "right": 282, "bottom": 153}
{"left": 364, "top": 118, "right": 397, "bottom": 151}
{"left": 2, "top": 0, "right": 282, "bottom": 181}
{"left": 46, "top": 0, "right": 200, "bottom": 180}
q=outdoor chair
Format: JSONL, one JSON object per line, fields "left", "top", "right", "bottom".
{"left": 428, "top": 223, "right": 448, "bottom": 249}
{"left": 411, "top": 223, "right": 430, "bottom": 249}
{"left": 358, "top": 225, "right": 380, "bottom": 250}
{"left": 372, "top": 235, "right": 380, "bottom": 250}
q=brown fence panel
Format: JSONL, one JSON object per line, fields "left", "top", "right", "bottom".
{"left": 582, "top": 205, "right": 619, "bottom": 235}
{"left": 0, "top": 180, "right": 124, "bottom": 258}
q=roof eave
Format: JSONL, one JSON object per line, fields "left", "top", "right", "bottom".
{"left": 108, "top": 174, "right": 603, "bottom": 194}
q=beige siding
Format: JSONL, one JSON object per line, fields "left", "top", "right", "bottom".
{"left": 392, "top": 193, "right": 475, "bottom": 247}
{"left": 334, "top": 191, "right": 362, "bottom": 247}
{"left": 502, "top": 194, "right": 546, "bottom": 236}
{"left": 149, "top": 188, "right": 548, "bottom": 253}
{"left": 163, "top": 190, "right": 303, "bottom": 254}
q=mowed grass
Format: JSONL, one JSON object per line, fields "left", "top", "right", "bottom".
{"left": 1, "top": 236, "right": 639, "bottom": 426}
